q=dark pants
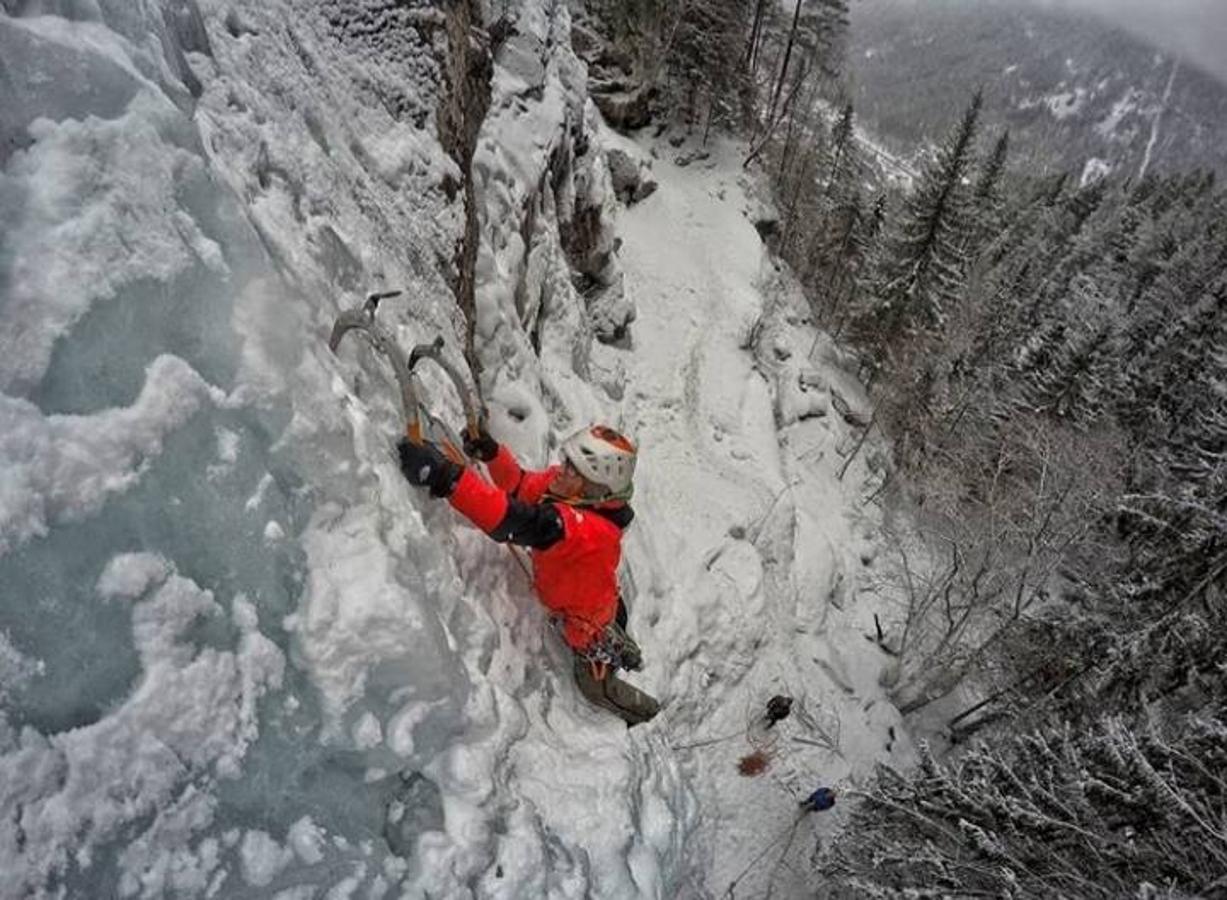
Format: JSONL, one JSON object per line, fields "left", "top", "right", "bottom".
{"left": 571, "top": 595, "right": 660, "bottom": 726}
{"left": 573, "top": 656, "right": 661, "bottom": 726}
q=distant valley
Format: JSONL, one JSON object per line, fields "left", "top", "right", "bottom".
{"left": 848, "top": 0, "right": 1227, "bottom": 181}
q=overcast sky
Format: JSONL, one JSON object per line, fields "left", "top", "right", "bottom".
{"left": 1035, "top": 0, "right": 1227, "bottom": 83}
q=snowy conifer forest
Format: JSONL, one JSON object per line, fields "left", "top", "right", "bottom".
{"left": 1, "top": 0, "right": 1224, "bottom": 897}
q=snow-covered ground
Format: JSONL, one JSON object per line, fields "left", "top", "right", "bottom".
{"left": 605, "top": 129, "right": 914, "bottom": 896}
{"left": 0, "top": 4, "right": 911, "bottom": 897}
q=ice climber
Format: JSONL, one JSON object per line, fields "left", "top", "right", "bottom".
{"left": 396, "top": 423, "right": 662, "bottom": 726}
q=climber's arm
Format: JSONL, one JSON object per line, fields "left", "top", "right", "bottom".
{"left": 448, "top": 468, "right": 564, "bottom": 550}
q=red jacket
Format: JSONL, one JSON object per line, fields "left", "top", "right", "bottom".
{"left": 446, "top": 444, "right": 631, "bottom": 651}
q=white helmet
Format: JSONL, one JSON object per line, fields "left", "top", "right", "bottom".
{"left": 562, "top": 425, "right": 637, "bottom": 498}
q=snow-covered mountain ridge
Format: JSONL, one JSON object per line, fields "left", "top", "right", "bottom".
{"left": 851, "top": 0, "right": 1227, "bottom": 180}
{"left": 1, "top": 2, "right": 906, "bottom": 897}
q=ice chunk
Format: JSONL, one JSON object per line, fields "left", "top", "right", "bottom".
{"left": 0, "top": 564, "right": 284, "bottom": 895}
{"left": 240, "top": 829, "right": 293, "bottom": 887}
{"left": 296, "top": 504, "right": 469, "bottom": 744}
{"left": 351, "top": 712, "right": 383, "bottom": 751}
{"left": 0, "top": 96, "right": 225, "bottom": 395}
{"left": 288, "top": 816, "right": 326, "bottom": 865}
{"left": 96, "top": 552, "right": 172, "bottom": 601}
{"left": 0, "top": 355, "right": 222, "bottom": 557}
{"left": 0, "top": 631, "right": 43, "bottom": 701}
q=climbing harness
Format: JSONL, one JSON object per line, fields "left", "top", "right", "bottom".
{"left": 562, "top": 603, "right": 657, "bottom": 725}
{"left": 578, "top": 618, "right": 644, "bottom": 672}
{"left": 549, "top": 614, "right": 643, "bottom": 678}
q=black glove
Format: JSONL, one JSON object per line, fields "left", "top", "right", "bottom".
{"left": 397, "top": 438, "right": 463, "bottom": 497}
{"left": 462, "top": 423, "right": 499, "bottom": 462}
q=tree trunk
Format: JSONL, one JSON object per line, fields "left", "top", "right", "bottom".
{"left": 746, "top": 0, "right": 769, "bottom": 73}
{"left": 768, "top": 0, "right": 804, "bottom": 126}
{"left": 838, "top": 401, "right": 879, "bottom": 481}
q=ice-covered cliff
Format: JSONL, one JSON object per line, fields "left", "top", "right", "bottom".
{"left": 0, "top": 2, "right": 909, "bottom": 896}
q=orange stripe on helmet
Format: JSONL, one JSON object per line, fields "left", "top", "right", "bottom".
{"left": 591, "top": 425, "right": 635, "bottom": 452}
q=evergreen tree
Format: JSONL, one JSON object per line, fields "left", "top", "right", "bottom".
{"left": 1034, "top": 179, "right": 1119, "bottom": 310}
{"left": 808, "top": 0, "right": 850, "bottom": 79}
{"left": 824, "top": 100, "right": 858, "bottom": 201}
{"left": 798, "top": 100, "right": 870, "bottom": 319}
{"left": 1042, "top": 171, "right": 1071, "bottom": 206}
{"left": 764, "top": 0, "right": 804, "bottom": 126}
{"left": 819, "top": 191, "right": 884, "bottom": 330}
{"left": 855, "top": 90, "right": 983, "bottom": 352}
{"left": 1018, "top": 320, "right": 1114, "bottom": 425}
{"left": 972, "top": 130, "right": 1009, "bottom": 204}
{"left": 1122, "top": 283, "right": 1227, "bottom": 433}
{"left": 1123, "top": 287, "right": 1227, "bottom": 602}
{"left": 669, "top": 0, "right": 753, "bottom": 134}
{"left": 960, "top": 257, "right": 1035, "bottom": 382}
{"left": 744, "top": 0, "right": 770, "bottom": 74}
{"left": 969, "top": 128, "right": 1009, "bottom": 252}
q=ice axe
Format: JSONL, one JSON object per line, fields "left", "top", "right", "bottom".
{"left": 328, "top": 290, "right": 483, "bottom": 461}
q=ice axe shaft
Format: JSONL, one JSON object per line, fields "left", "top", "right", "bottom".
{"left": 328, "top": 290, "right": 425, "bottom": 443}
{"left": 408, "top": 335, "right": 483, "bottom": 439}
{"left": 328, "top": 291, "right": 483, "bottom": 453}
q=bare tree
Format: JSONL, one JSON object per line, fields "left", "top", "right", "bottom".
{"left": 870, "top": 415, "right": 1123, "bottom": 716}
{"left": 829, "top": 714, "right": 1227, "bottom": 897}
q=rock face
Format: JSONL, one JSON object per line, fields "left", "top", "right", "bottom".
{"left": 590, "top": 82, "right": 654, "bottom": 131}
{"left": 568, "top": 14, "right": 655, "bottom": 132}
{"left": 472, "top": 1, "right": 635, "bottom": 371}
{"left": 753, "top": 216, "right": 779, "bottom": 243}
{"left": 606, "top": 148, "right": 657, "bottom": 205}
{"left": 742, "top": 188, "right": 780, "bottom": 247}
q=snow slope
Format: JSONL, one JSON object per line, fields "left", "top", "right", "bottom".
{"left": 604, "top": 130, "right": 912, "bottom": 896}
{"left": 0, "top": 3, "right": 910, "bottom": 897}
